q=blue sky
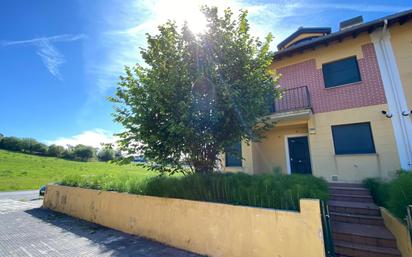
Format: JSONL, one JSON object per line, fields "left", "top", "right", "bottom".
{"left": 1, "top": 0, "right": 411, "bottom": 147}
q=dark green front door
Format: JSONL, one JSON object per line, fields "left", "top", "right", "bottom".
{"left": 288, "top": 136, "right": 312, "bottom": 174}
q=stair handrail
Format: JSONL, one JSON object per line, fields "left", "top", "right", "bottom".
{"left": 320, "top": 200, "right": 335, "bottom": 257}
{"left": 407, "top": 205, "right": 412, "bottom": 244}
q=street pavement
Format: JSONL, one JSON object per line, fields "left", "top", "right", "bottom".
{"left": 0, "top": 190, "right": 39, "bottom": 201}
{"left": 0, "top": 192, "right": 202, "bottom": 257}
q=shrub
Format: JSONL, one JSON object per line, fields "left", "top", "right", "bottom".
{"left": 60, "top": 173, "right": 329, "bottom": 211}
{"left": 364, "top": 172, "right": 412, "bottom": 220}
{"left": 97, "top": 148, "right": 115, "bottom": 162}
{"left": 0, "top": 136, "right": 22, "bottom": 151}
{"left": 48, "top": 144, "right": 65, "bottom": 157}
{"left": 19, "top": 138, "right": 38, "bottom": 153}
{"left": 72, "top": 144, "right": 95, "bottom": 161}
{"left": 62, "top": 147, "right": 75, "bottom": 160}
{"left": 31, "top": 142, "right": 48, "bottom": 155}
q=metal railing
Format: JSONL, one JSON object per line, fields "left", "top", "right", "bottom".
{"left": 320, "top": 201, "right": 335, "bottom": 257}
{"left": 407, "top": 205, "right": 412, "bottom": 244}
{"left": 270, "top": 86, "right": 312, "bottom": 113}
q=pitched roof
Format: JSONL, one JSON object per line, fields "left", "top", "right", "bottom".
{"left": 277, "top": 27, "right": 331, "bottom": 50}
{"left": 274, "top": 9, "right": 412, "bottom": 60}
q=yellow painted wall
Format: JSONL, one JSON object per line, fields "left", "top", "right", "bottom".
{"left": 308, "top": 104, "right": 400, "bottom": 182}
{"left": 282, "top": 32, "right": 325, "bottom": 49}
{"left": 390, "top": 22, "right": 412, "bottom": 111}
{"left": 272, "top": 33, "right": 371, "bottom": 70}
{"left": 44, "top": 185, "right": 326, "bottom": 257}
{"left": 253, "top": 124, "right": 308, "bottom": 174}
{"left": 380, "top": 208, "right": 412, "bottom": 257}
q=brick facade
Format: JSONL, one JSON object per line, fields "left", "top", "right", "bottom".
{"left": 277, "top": 43, "right": 387, "bottom": 113}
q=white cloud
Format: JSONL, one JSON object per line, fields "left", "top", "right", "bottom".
{"left": 1, "top": 34, "right": 86, "bottom": 80}
{"left": 46, "top": 129, "right": 118, "bottom": 148}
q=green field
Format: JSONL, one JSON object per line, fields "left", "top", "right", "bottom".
{"left": 0, "top": 149, "right": 154, "bottom": 191}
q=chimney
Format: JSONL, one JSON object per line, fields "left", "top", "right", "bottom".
{"left": 340, "top": 16, "right": 363, "bottom": 30}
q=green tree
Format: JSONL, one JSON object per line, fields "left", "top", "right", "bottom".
{"left": 31, "top": 142, "right": 48, "bottom": 155}
{"left": 73, "top": 144, "right": 95, "bottom": 162}
{"left": 111, "top": 6, "right": 279, "bottom": 173}
{"left": 97, "top": 147, "right": 115, "bottom": 162}
{"left": 62, "top": 146, "right": 75, "bottom": 160}
{"left": 0, "top": 136, "right": 22, "bottom": 152}
{"left": 19, "top": 138, "right": 38, "bottom": 153}
{"left": 48, "top": 144, "right": 65, "bottom": 157}
{"left": 18, "top": 138, "right": 48, "bottom": 155}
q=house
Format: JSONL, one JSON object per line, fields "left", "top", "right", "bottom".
{"left": 222, "top": 9, "right": 412, "bottom": 183}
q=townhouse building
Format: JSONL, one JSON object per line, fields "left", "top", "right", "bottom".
{"left": 223, "top": 9, "right": 412, "bottom": 183}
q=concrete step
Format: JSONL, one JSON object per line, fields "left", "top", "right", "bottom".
{"left": 330, "top": 212, "right": 384, "bottom": 226}
{"left": 334, "top": 240, "right": 401, "bottom": 257}
{"left": 329, "top": 187, "right": 371, "bottom": 196}
{"left": 332, "top": 222, "right": 397, "bottom": 248}
{"left": 328, "top": 200, "right": 380, "bottom": 216}
{"left": 329, "top": 183, "right": 364, "bottom": 188}
{"left": 330, "top": 193, "right": 373, "bottom": 203}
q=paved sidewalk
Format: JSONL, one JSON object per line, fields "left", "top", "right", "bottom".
{"left": 0, "top": 190, "right": 39, "bottom": 201}
{"left": 0, "top": 199, "right": 202, "bottom": 257}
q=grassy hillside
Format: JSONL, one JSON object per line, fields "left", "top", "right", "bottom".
{"left": 0, "top": 149, "right": 154, "bottom": 191}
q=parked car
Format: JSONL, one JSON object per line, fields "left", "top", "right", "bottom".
{"left": 39, "top": 185, "right": 47, "bottom": 196}
{"left": 133, "top": 156, "right": 147, "bottom": 163}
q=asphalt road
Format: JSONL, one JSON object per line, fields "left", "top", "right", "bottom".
{"left": 0, "top": 190, "right": 39, "bottom": 201}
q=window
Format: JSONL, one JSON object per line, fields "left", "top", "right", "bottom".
{"left": 322, "top": 56, "right": 361, "bottom": 88}
{"left": 225, "top": 142, "right": 242, "bottom": 167}
{"left": 332, "top": 122, "right": 375, "bottom": 155}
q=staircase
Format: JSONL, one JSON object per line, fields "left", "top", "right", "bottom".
{"left": 328, "top": 183, "right": 401, "bottom": 257}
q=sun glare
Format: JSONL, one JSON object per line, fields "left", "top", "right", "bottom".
{"left": 152, "top": 0, "right": 209, "bottom": 34}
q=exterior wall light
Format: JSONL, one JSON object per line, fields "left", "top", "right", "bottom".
{"left": 401, "top": 110, "right": 411, "bottom": 116}
{"left": 381, "top": 110, "right": 393, "bottom": 118}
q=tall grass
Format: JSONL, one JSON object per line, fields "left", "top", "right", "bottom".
{"left": 364, "top": 171, "right": 412, "bottom": 220}
{"left": 61, "top": 172, "right": 329, "bottom": 211}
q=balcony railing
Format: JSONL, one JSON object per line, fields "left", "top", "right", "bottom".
{"left": 269, "top": 86, "right": 312, "bottom": 114}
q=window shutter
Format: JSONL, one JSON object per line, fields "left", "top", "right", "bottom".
{"left": 323, "top": 56, "right": 361, "bottom": 88}
{"left": 332, "top": 122, "right": 376, "bottom": 154}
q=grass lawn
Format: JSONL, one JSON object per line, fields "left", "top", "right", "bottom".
{"left": 0, "top": 149, "right": 154, "bottom": 191}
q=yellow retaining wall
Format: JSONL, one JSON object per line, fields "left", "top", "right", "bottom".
{"left": 380, "top": 208, "right": 412, "bottom": 257}
{"left": 44, "top": 185, "right": 326, "bottom": 257}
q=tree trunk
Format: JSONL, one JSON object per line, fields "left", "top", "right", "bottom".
{"left": 191, "top": 148, "right": 218, "bottom": 173}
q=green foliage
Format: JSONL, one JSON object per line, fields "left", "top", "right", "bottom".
{"left": 18, "top": 138, "right": 36, "bottom": 153}
{"left": 0, "top": 134, "right": 116, "bottom": 162}
{"left": 62, "top": 147, "right": 75, "bottom": 160}
{"left": 31, "top": 142, "right": 48, "bottom": 155}
{"left": 48, "top": 144, "right": 65, "bottom": 158}
{"left": 111, "top": 6, "right": 279, "bottom": 174}
{"left": 97, "top": 147, "right": 116, "bottom": 162}
{"left": 60, "top": 172, "right": 328, "bottom": 211}
{"left": 17, "top": 138, "right": 48, "bottom": 155}
{"left": 364, "top": 172, "right": 412, "bottom": 220}
{"left": 72, "top": 144, "right": 96, "bottom": 162}
{"left": 0, "top": 149, "right": 153, "bottom": 191}
{"left": 363, "top": 178, "right": 389, "bottom": 207}
{"left": 0, "top": 136, "right": 22, "bottom": 151}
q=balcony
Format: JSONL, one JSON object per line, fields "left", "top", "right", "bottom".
{"left": 267, "top": 86, "right": 312, "bottom": 122}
